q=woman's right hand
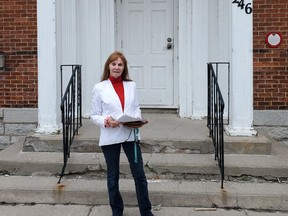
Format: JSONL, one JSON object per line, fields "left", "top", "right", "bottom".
{"left": 104, "top": 116, "right": 121, "bottom": 128}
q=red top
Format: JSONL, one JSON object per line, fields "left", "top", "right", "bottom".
{"left": 109, "top": 76, "right": 125, "bottom": 111}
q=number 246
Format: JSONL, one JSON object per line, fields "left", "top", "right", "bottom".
{"left": 232, "top": 0, "right": 253, "bottom": 14}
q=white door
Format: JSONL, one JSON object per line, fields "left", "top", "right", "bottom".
{"left": 116, "top": 0, "right": 175, "bottom": 107}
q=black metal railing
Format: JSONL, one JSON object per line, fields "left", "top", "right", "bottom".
{"left": 58, "top": 65, "right": 82, "bottom": 183}
{"left": 207, "top": 62, "right": 229, "bottom": 189}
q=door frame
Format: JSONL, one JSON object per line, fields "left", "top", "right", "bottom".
{"left": 115, "top": 0, "right": 179, "bottom": 109}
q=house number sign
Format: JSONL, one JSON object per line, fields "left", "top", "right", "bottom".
{"left": 232, "top": 0, "right": 253, "bottom": 14}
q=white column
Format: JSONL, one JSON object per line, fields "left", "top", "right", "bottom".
{"left": 215, "top": 0, "right": 231, "bottom": 118}
{"left": 100, "top": 1, "right": 116, "bottom": 64}
{"left": 77, "top": 0, "right": 102, "bottom": 117}
{"left": 57, "top": 0, "right": 77, "bottom": 103}
{"left": 190, "top": 0, "right": 209, "bottom": 119}
{"left": 179, "top": 0, "right": 209, "bottom": 119}
{"left": 178, "top": 0, "right": 193, "bottom": 117}
{"left": 218, "top": 0, "right": 231, "bottom": 62}
{"left": 37, "top": 0, "right": 61, "bottom": 133}
{"left": 208, "top": 0, "right": 219, "bottom": 61}
{"left": 59, "top": 0, "right": 77, "bottom": 65}
{"left": 225, "top": 0, "right": 256, "bottom": 136}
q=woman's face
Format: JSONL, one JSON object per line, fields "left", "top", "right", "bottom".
{"left": 109, "top": 57, "right": 124, "bottom": 79}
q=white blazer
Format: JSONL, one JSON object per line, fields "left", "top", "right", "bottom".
{"left": 90, "top": 80, "right": 142, "bottom": 146}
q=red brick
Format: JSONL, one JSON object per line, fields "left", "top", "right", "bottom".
{"left": 1, "top": 0, "right": 287, "bottom": 111}
{"left": 253, "top": 0, "right": 288, "bottom": 110}
{"left": 0, "top": 0, "right": 37, "bottom": 108}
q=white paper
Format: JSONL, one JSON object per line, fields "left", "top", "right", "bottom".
{"left": 116, "top": 114, "right": 144, "bottom": 123}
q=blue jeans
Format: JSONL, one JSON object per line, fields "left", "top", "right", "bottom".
{"left": 101, "top": 141, "right": 154, "bottom": 216}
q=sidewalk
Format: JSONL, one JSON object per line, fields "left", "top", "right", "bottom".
{"left": 0, "top": 204, "right": 287, "bottom": 216}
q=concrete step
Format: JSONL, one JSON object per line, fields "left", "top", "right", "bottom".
{"left": 1, "top": 137, "right": 287, "bottom": 181}
{"left": 1, "top": 136, "right": 288, "bottom": 212}
{"left": 0, "top": 175, "right": 287, "bottom": 211}
{"left": 22, "top": 117, "right": 271, "bottom": 155}
{"left": 22, "top": 134, "right": 271, "bottom": 155}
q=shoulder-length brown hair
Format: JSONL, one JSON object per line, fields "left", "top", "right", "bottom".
{"left": 100, "top": 51, "right": 132, "bottom": 81}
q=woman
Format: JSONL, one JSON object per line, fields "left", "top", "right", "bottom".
{"left": 90, "top": 51, "right": 154, "bottom": 216}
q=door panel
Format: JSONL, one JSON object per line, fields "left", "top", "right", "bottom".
{"left": 117, "top": 0, "right": 174, "bottom": 107}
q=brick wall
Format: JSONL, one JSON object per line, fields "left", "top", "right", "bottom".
{"left": 253, "top": 0, "right": 288, "bottom": 110}
{"left": 0, "top": 0, "right": 38, "bottom": 108}
{"left": 0, "top": 1, "right": 287, "bottom": 111}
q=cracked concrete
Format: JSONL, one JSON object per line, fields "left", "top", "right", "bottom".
{"left": 1, "top": 136, "right": 288, "bottom": 182}
{"left": 1, "top": 175, "right": 287, "bottom": 211}
{"left": 0, "top": 115, "right": 288, "bottom": 214}
{"left": 87, "top": 206, "right": 94, "bottom": 216}
{"left": 0, "top": 204, "right": 287, "bottom": 216}
{"left": 20, "top": 116, "right": 272, "bottom": 155}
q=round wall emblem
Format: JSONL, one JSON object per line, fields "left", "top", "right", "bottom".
{"left": 265, "top": 32, "right": 282, "bottom": 48}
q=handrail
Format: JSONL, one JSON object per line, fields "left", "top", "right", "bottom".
{"left": 208, "top": 62, "right": 230, "bottom": 124}
{"left": 58, "top": 65, "right": 82, "bottom": 183}
{"left": 207, "top": 62, "right": 229, "bottom": 189}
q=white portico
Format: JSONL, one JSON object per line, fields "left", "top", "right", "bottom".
{"left": 37, "top": 0, "right": 255, "bottom": 136}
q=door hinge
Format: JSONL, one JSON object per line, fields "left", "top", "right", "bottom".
{"left": 121, "top": 40, "right": 123, "bottom": 48}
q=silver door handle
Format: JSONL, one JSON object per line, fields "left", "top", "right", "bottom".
{"left": 167, "top": 38, "right": 173, "bottom": 50}
{"left": 167, "top": 43, "right": 173, "bottom": 49}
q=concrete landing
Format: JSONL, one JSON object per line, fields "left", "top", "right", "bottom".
{"left": 23, "top": 113, "right": 271, "bottom": 155}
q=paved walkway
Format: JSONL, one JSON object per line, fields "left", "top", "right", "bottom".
{"left": 0, "top": 204, "right": 287, "bottom": 216}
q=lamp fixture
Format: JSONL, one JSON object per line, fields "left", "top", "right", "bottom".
{"left": 0, "top": 52, "right": 5, "bottom": 70}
